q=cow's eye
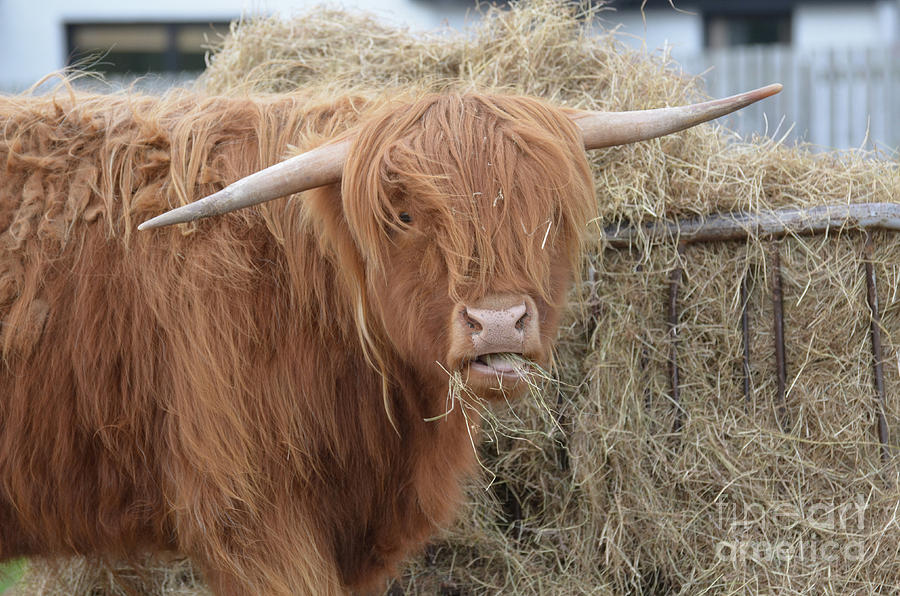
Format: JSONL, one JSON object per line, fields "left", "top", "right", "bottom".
{"left": 398, "top": 212, "right": 412, "bottom": 224}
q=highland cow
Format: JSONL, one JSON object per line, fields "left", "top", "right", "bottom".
{"left": 0, "top": 83, "right": 779, "bottom": 594}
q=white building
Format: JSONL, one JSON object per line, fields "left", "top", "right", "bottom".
{"left": 0, "top": 0, "right": 473, "bottom": 92}
{"left": 610, "top": 0, "right": 900, "bottom": 55}
{"left": 2, "top": 0, "right": 896, "bottom": 90}
{"left": 1, "top": 0, "right": 898, "bottom": 149}
{"left": 609, "top": 0, "right": 900, "bottom": 150}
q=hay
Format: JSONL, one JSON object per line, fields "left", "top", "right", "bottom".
{"left": 15, "top": 0, "right": 900, "bottom": 594}
{"left": 14, "top": 556, "right": 206, "bottom": 595}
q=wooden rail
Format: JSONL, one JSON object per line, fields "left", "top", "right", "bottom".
{"left": 603, "top": 203, "right": 900, "bottom": 247}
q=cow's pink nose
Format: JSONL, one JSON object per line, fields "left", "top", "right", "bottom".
{"left": 459, "top": 295, "right": 540, "bottom": 356}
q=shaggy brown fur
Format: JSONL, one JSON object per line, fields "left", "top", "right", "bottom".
{"left": 0, "top": 86, "right": 595, "bottom": 594}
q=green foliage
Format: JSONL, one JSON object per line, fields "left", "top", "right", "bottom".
{"left": 0, "top": 559, "right": 25, "bottom": 594}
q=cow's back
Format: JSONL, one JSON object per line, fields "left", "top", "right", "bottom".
{"left": 0, "top": 88, "right": 362, "bottom": 560}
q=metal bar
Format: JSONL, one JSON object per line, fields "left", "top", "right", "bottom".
{"left": 741, "top": 272, "right": 752, "bottom": 403}
{"left": 634, "top": 260, "right": 653, "bottom": 412}
{"left": 603, "top": 203, "right": 900, "bottom": 248}
{"left": 669, "top": 244, "right": 686, "bottom": 433}
{"left": 864, "top": 233, "right": 890, "bottom": 460}
{"left": 770, "top": 245, "right": 788, "bottom": 430}
{"left": 641, "top": 342, "right": 652, "bottom": 412}
{"left": 555, "top": 386, "right": 570, "bottom": 472}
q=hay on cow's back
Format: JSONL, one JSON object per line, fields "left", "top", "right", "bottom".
{"left": 16, "top": 0, "right": 900, "bottom": 594}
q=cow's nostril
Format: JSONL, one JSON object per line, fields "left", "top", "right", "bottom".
{"left": 515, "top": 312, "right": 528, "bottom": 332}
{"left": 461, "top": 308, "right": 483, "bottom": 332}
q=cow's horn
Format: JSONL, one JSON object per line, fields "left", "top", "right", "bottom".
{"left": 139, "top": 85, "right": 781, "bottom": 230}
{"left": 138, "top": 139, "right": 350, "bottom": 230}
{"left": 573, "top": 84, "right": 782, "bottom": 150}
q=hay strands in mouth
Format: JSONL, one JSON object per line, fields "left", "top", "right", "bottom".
{"left": 470, "top": 352, "right": 533, "bottom": 378}
{"left": 603, "top": 202, "right": 900, "bottom": 247}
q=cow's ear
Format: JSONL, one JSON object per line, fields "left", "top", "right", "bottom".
{"left": 302, "top": 183, "right": 362, "bottom": 263}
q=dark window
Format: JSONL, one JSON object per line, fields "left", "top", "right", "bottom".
{"left": 66, "top": 22, "right": 231, "bottom": 74}
{"left": 705, "top": 12, "right": 791, "bottom": 48}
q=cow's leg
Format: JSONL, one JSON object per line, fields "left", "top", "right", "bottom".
{"left": 190, "top": 516, "right": 346, "bottom": 596}
{"left": 200, "top": 567, "right": 249, "bottom": 596}
{"left": 200, "top": 554, "right": 346, "bottom": 596}
{"left": 0, "top": 500, "right": 31, "bottom": 560}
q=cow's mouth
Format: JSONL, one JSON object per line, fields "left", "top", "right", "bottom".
{"left": 466, "top": 352, "right": 532, "bottom": 380}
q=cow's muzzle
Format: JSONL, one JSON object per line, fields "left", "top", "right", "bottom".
{"left": 450, "top": 294, "right": 543, "bottom": 383}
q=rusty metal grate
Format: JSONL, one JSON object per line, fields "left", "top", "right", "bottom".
{"left": 603, "top": 202, "right": 900, "bottom": 456}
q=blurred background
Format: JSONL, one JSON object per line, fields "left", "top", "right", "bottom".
{"left": 0, "top": 1, "right": 898, "bottom": 144}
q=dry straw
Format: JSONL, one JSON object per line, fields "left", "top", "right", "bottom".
{"left": 15, "top": 0, "right": 900, "bottom": 594}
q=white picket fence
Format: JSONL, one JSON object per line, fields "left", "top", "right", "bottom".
{"left": 681, "top": 44, "right": 900, "bottom": 153}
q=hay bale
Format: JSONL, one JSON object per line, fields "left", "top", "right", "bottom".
{"left": 16, "top": 1, "right": 900, "bottom": 593}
